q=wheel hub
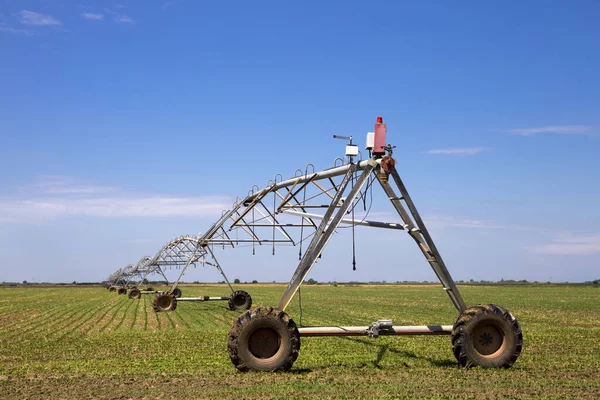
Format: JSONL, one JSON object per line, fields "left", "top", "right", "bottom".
{"left": 234, "top": 295, "right": 246, "bottom": 306}
{"left": 248, "top": 328, "right": 281, "bottom": 359}
{"left": 473, "top": 323, "right": 504, "bottom": 356}
{"left": 157, "top": 296, "right": 172, "bottom": 310}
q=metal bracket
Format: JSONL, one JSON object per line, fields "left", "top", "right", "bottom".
{"left": 367, "top": 320, "right": 394, "bottom": 338}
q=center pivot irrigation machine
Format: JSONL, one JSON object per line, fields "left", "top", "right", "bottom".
{"left": 117, "top": 116, "right": 522, "bottom": 371}
{"left": 208, "top": 116, "right": 521, "bottom": 372}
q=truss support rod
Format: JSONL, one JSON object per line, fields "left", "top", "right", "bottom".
{"left": 278, "top": 159, "right": 377, "bottom": 311}
{"left": 246, "top": 159, "right": 374, "bottom": 204}
{"left": 276, "top": 175, "right": 316, "bottom": 212}
{"left": 379, "top": 166, "right": 466, "bottom": 312}
{"left": 274, "top": 188, "right": 318, "bottom": 229}
{"left": 282, "top": 209, "right": 405, "bottom": 230}
{"left": 205, "top": 245, "right": 234, "bottom": 293}
{"left": 168, "top": 241, "right": 204, "bottom": 292}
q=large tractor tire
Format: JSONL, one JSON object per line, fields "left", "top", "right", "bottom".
{"left": 228, "top": 306, "right": 300, "bottom": 372}
{"left": 172, "top": 288, "right": 182, "bottom": 298}
{"left": 153, "top": 293, "right": 177, "bottom": 312}
{"left": 228, "top": 290, "right": 253, "bottom": 311}
{"left": 117, "top": 287, "right": 127, "bottom": 295}
{"left": 451, "top": 304, "right": 523, "bottom": 368}
{"left": 128, "top": 288, "right": 142, "bottom": 300}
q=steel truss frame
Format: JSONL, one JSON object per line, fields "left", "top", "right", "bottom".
{"left": 157, "top": 153, "right": 465, "bottom": 315}
{"left": 218, "top": 128, "right": 522, "bottom": 371}
{"left": 117, "top": 117, "right": 523, "bottom": 369}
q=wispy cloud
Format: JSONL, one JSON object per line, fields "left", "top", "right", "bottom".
{"left": 424, "top": 214, "right": 546, "bottom": 232}
{"left": 500, "top": 125, "right": 594, "bottom": 136}
{"left": 425, "top": 147, "right": 489, "bottom": 156}
{"left": 0, "top": 176, "right": 231, "bottom": 224}
{"left": 104, "top": 8, "right": 134, "bottom": 24}
{"left": 20, "top": 175, "right": 119, "bottom": 195}
{"left": 122, "top": 238, "right": 159, "bottom": 244}
{"left": 20, "top": 10, "right": 61, "bottom": 26}
{"left": 0, "top": 26, "right": 33, "bottom": 36}
{"left": 162, "top": 1, "right": 176, "bottom": 9}
{"left": 114, "top": 15, "right": 134, "bottom": 23}
{"left": 81, "top": 13, "right": 104, "bottom": 21}
{"left": 528, "top": 233, "right": 600, "bottom": 256}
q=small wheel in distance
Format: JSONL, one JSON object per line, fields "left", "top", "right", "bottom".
{"left": 145, "top": 287, "right": 154, "bottom": 292}
{"left": 128, "top": 288, "right": 141, "bottom": 300}
{"left": 228, "top": 290, "right": 253, "bottom": 311}
{"left": 228, "top": 306, "right": 300, "bottom": 372}
{"left": 451, "top": 304, "right": 523, "bottom": 368}
{"left": 109, "top": 286, "right": 116, "bottom": 292}
{"left": 117, "top": 287, "right": 127, "bottom": 295}
{"left": 153, "top": 293, "right": 177, "bottom": 312}
{"left": 172, "top": 287, "right": 182, "bottom": 298}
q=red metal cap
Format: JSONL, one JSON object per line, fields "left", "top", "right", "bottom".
{"left": 376, "top": 116, "right": 383, "bottom": 124}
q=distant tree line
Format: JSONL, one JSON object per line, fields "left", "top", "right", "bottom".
{"left": 4, "top": 278, "right": 600, "bottom": 286}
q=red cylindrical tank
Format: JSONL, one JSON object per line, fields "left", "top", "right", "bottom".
{"left": 373, "top": 116, "right": 387, "bottom": 156}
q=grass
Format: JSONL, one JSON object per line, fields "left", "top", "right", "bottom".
{"left": 0, "top": 284, "right": 599, "bottom": 399}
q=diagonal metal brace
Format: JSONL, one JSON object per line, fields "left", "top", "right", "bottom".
{"left": 278, "top": 159, "right": 377, "bottom": 311}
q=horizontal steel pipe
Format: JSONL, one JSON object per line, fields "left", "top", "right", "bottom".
{"left": 298, "top": 325, "right": 452, "bottom": 337}
{"left": 176, "top": 296, "right": 229, "bottom": 302}
{"left": 245, "top": 159, "right": 378, "bottom": 203}
{"left": 282, "top": 210, "right": 405, "bottom": 230}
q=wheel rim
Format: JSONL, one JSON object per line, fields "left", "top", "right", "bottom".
{"left": 472, "top": 322, "right": 506, "bottom": 357}
{"left": 234, "top": 294, "right": 247, "bottom": 307}
{"left": 248, "top": 328, "right": 281, "bottom": 359}
{"left": 157, "top": 296, "right": 172, "bottom": 310}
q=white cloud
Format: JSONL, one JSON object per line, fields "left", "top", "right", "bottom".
{"left": 424, "top": 215, "right": 547, "bottom": 232}
{"left": 528, "top": 234, "right": 600, "bottom": 256}
{"left": 425, "top": 215, "right": 507, "bottom": 230}
{"left": 500, "top": 125, "right": 593, "bottom": 136}
{"left": 0, "top": 26, "right": 33, "bottom": 36}
{"left": 104, "top": 8, "right": 134, "bottom": 24}
{"left": 20, "top": 10, "right": 61, "bottom": 26}
{"left": 0, "top": 176, "right": 231, "bottom": 224}
{"left": 20, "top": 175, "right": 118, "bottom": 195}
{"left": 162, "top": 1, "right": 176, "bottom": 9}
{"left": 81, "top": 13, "right": 104, "bottom": 21}
{"left": 425, "top": 147, "right": 489, "bottom": 156}
{"left": 114, "top": 15, "right": 134, "bottom": 23}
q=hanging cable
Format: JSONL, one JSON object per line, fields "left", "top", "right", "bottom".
{"left": 272, "top": 190, "right": 276, "bottom": 255}
{"left": 351, "top": 169, "right": 357, "bottom": 271}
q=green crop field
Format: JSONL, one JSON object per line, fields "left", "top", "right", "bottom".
{"left": 0, "top": 284, "right": 599, "bottom": 399}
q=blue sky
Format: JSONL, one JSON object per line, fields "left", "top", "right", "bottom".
{"left": 0, "top": 1, "right": 599, "bottom": 284}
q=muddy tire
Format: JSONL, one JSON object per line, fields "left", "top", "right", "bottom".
{"left": 172, "top": 288, "right": 182, "bottom": 298}
{"left": 228, "top": 306, "right": 300, "bottom": 372}
{"left": 109, "top": 286, "right": 116, "bottom": 292}
{"left": 117, "top": 287, "right": 127, "bottom": 295}
{"left": 128, "top": 288, "right": 141, "bottom": 300}
{"left": 153, "top": 293, "right": 177, "bottom": 312}
{"left": 228, "top": 290, "right": 253, "bottom": 311}
{"left": 451, "top": 304, "right": 523, "bottom": 368}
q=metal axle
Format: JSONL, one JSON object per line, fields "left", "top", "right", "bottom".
{"left": 176, "top": 296, "right": 229, "bottom": 302}
{"left": 298, "top": 323, "right": 452, "bottom": 337}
